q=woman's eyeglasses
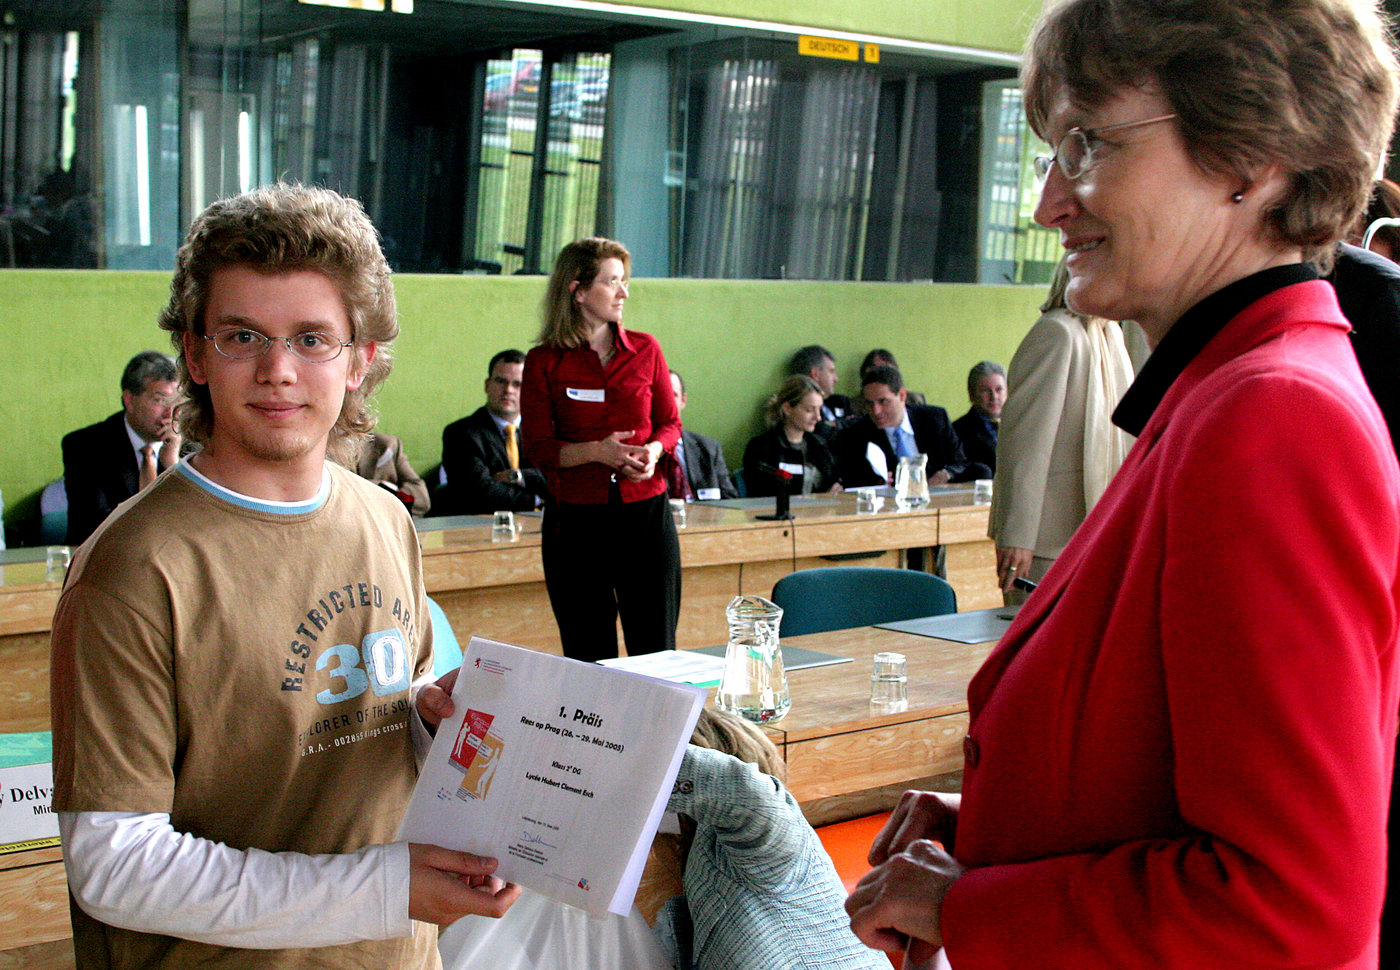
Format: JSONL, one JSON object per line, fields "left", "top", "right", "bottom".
{"left": 1034, "top": 113, "right": 1178, "bottom": 187}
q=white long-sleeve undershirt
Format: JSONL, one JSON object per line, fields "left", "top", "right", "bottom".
{"left": 59, "top": 674, "right": 443, "bottom": 948}
{"left": 59, "top": 812, "right": 411, "bottom": 948}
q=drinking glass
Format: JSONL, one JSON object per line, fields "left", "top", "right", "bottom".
{"left": 870, "top": 651, "right": 908, "bottom": 711}
{"left": 491, "top": 510, "right": 516, "bottom": 542}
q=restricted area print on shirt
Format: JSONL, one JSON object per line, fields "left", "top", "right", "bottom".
{"left": 291, "top": 582, "right": 421, "bottom": 758}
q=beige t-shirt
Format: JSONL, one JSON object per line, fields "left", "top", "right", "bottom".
{"left": 51, "top": 460, "right": 438, "bottom": 969}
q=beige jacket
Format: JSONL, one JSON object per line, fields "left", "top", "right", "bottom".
{"left": 989, "top": 309, "right": 1133, "bottom": 559}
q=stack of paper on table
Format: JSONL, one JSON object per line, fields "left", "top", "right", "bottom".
{"left": 400, "top": 637, "right": 706, "bottom": 917}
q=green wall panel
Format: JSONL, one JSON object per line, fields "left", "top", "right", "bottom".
{"left": 589, "top": 0, "right": 1042, "bottom": 54}
{"left": 1, "top": 269, "right": 1044, "bottom": 543}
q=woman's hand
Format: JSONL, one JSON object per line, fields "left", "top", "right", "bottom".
{"left": 996, "top": 546, "right": 1034, "bottom": 592}
{"left": 869, "top": 790, "right": 961, "bottom": 864}
{"left": 827, "top": 482, "right": 845, "bottom": 494}
{"left": 847, "top": 838, "right": 965, "bottom": 957}
{"left": 619, "top": 441, "right": 663, "bottom": 482}
{"left": 591, "top": 431, "right": 649, "bottom": 472}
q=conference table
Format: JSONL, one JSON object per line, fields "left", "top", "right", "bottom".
{"left": 0, "top": 486, "right": 998, "bottom": 965}
{"left": 0, "top": 488, "right": 996, "bottom": 733}
{"left": 418, "top": 487, "right": 999, "bottom": 657}
{"left": 0, "top": 620, "right": 998, "bottom": 965}
{"left": 742, "top": 621, "right": 998, "bottom": 825}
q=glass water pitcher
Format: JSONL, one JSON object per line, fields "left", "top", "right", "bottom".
{"left": 894, "top": 453, "right": 930, "bottom": 510}
{"left": 716, "top": 595, "right": 791, "bottom": 723}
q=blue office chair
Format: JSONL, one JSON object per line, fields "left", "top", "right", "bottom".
{"left": 38, "top": 478, "right": 68, "bottom": 546}
{"left": 426, "top": 596, "right": 465, "bottom": 678}
{"left": 770, "top": 567, "right": 957, "bottom": 637}
{"left": 731, "top": 467, "right": 747, "bottom": 497}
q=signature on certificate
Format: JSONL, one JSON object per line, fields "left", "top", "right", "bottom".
{"left": 521, "top": 829, "right": 559, "bottom": 850}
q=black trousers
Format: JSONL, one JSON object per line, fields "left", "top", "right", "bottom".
{"left": 541, "top": 489, "right": 681, "bottom": 662}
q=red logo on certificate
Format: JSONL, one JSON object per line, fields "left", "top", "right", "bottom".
{"left": 450, "top": 709, "right": 496, "bottom": 772}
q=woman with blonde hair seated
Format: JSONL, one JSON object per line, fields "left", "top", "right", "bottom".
{"left": 743, "top": 375, "right": 842, "bottom": 498}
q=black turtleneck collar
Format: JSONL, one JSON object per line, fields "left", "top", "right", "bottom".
{"left": 1112, "top": 263, "right": 1318, "bottom": 436}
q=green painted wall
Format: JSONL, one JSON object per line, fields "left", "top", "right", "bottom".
{"left": 0, "top": 269, "right": 1043, "bottom": 543}
{"left": 594, "top": 0, "right": 1042, "bottom": 54}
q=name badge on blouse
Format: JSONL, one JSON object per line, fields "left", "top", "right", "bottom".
{"left": 778, "top": 461, "right": 805, "bottom": 477}
{"left": 696, "top": 487, "right": 721, "bottom": 501}
{"left": 566, "top": 387, "right": 606, "bottom": 402}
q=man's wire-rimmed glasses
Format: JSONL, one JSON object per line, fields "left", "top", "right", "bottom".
{"left": 1033, "top": 113, "right": 1178, "bottom": 188}
{"left": 204, "top": 328, "right": 354, "bottom": 363}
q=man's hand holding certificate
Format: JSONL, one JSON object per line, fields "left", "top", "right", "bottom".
{"left": 400, "top": 637, "right": 706, "bottom": 917}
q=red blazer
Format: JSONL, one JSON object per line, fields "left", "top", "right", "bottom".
{"left": 521, "top": 327, "right": 680, "bottom": 505}
{"left": 943, "top": 281, "right": 1400, "bottom": 968}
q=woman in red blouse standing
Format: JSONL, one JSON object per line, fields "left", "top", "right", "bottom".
{"left": 521, "top": 238, "right": 682, "bottom": 662}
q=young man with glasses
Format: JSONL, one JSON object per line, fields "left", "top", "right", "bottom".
{"left": 50, "top": 183, "right": 518, "bottom": 969}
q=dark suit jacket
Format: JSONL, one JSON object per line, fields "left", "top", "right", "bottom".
{"left": 952, "top": 408, "right": 998, "bottom": 479}
{"left": 439, "top": 406, "right": 549, "bottom": 515}
{"left": 1329, "top": 243, "right": 1400, "bottom": 455}
{"left": 1326, "top": 245, "right": 1400, "bottom": 967}
{"left": 675, "top": 428, "right": 738, "bottom": 499}
{"left": 62, "top": 411, "right": 146, "bottom": 546}
{"left": 834, "top": 404, "right": 971, "bottom": 488}
{"left": 814, "top": 393, "right": 858, "bottom": 444}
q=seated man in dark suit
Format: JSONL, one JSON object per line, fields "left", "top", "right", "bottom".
{"left": 439, "top": 349, "right": 549, "bottom": 514}
{"left": 789, "top": 344, "right": 855, "bottom": 443}
{"left": 62, "top": 350, "right": 181, "bottom": 546}
{"left": 951, "top": 360, "right": 1005, "bottom": 479}
{"left": 835, "top": 365, "right": 973, "bottom": 488}
{"left": 666, "top": 369, "right": 738, "bottom": 501}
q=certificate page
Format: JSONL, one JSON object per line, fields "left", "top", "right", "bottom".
{"left": 400, "top": 637, "right": 706, "bottom": 917}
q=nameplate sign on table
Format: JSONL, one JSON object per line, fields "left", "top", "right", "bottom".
{"left": 0, "top": 731, "right": 58, "bottom": 856}
{"left": 400, "top": 638, "right": 705, "bottom": 917}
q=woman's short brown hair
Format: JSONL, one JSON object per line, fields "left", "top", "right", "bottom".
{"left": 538, "top": 237, "right": 631, "bottom": 349}
{"left": 158, "top": 183, "right": 397, "bottom": 465}
{"left": 1022, "top": 0, "right": 1400, "bottom": 265}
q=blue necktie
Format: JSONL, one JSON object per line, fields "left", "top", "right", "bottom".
{"left": 893, "top": 428, "right": 913, "bottom": 458}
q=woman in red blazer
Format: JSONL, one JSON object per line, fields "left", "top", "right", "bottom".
{"left": 848, "top": 1, "right": 1400, "bottom": 967}
{"left": 521, "top": 238, "right": 682, "bottom": 662}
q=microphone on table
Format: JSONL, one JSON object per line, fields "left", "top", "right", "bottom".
{"left": 754, "top": 463, "right": 794, "bottom": 521}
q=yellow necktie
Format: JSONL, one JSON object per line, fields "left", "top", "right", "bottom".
{"left": 505, "top": 423, "right": 519, "bottom": 471}
{"left": 140, "top": 444, "right": 158, "bottom": 488}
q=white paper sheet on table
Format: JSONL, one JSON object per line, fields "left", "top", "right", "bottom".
{"left": 598, "top": 649, "right": 727, "bottom": 686}
{"left": 400, "top": 637, "right": 706, "bottom": 917}
{"left": 865, "top": 441, "right": 889, "bottom": 483}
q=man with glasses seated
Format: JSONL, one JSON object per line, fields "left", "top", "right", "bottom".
{"left": 50, "top": 183, "right": 518, "bottom": 970}
{"left": 60, "top": 350, "right": 181, "bottom": 546}
{"left": 439, "top": 348, "right": 550, "bottom": 515}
